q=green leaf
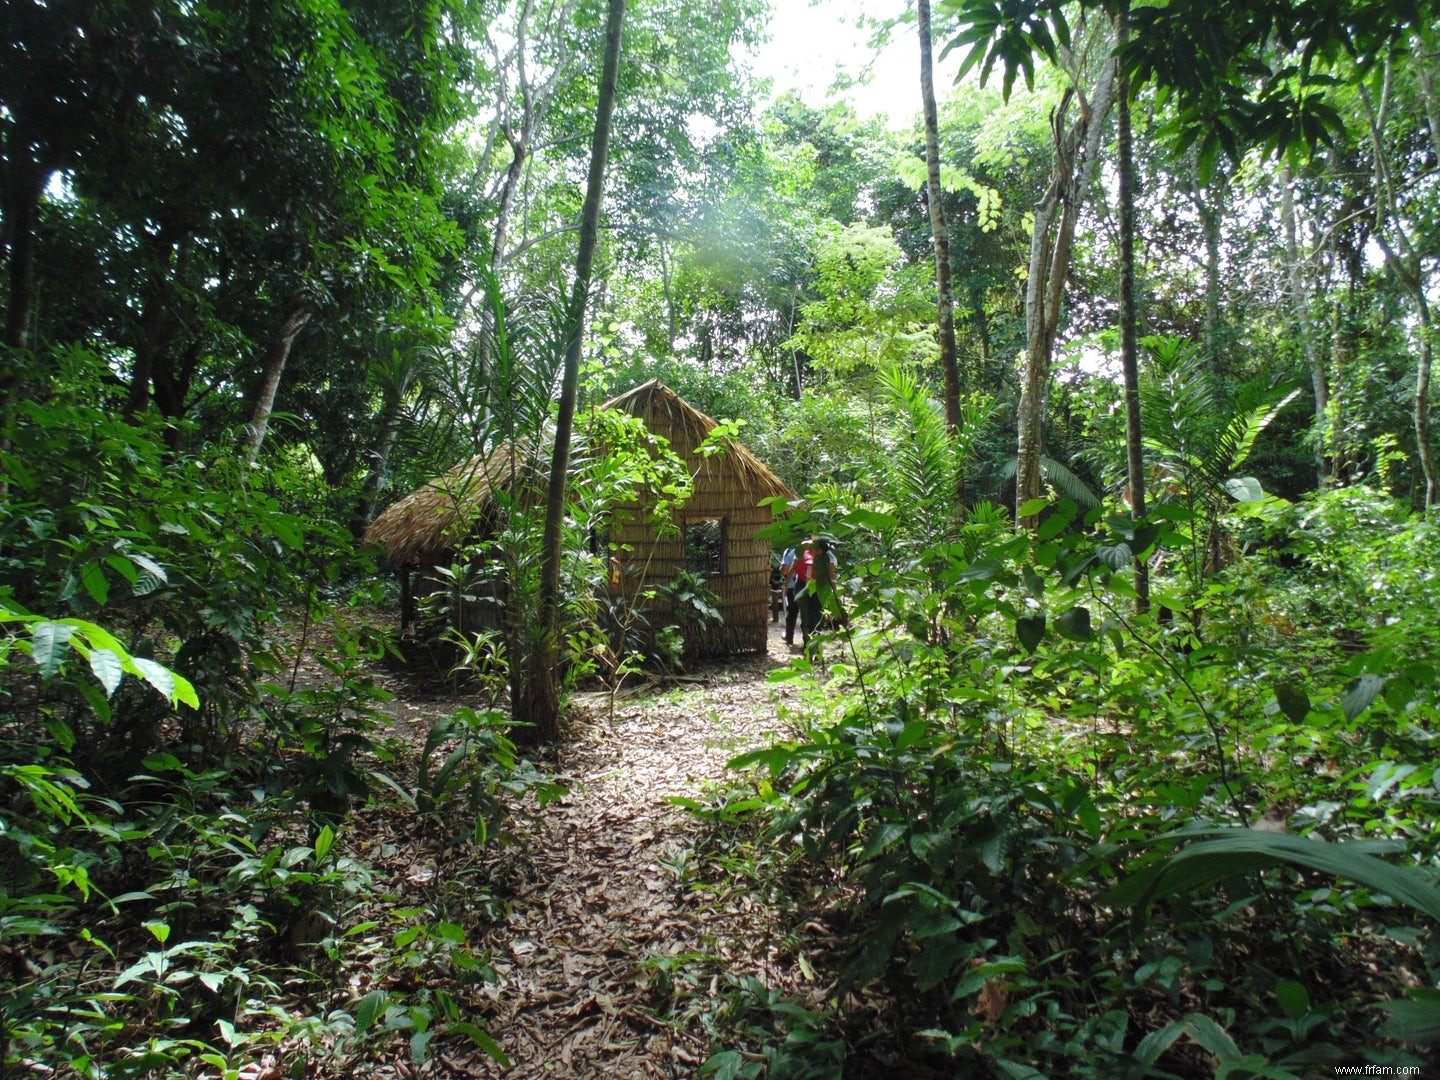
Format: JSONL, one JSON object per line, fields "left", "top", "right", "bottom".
{"left": 859, "top": 822, "right": 907, "bottom": 862}
{"left": 700, "top": 1050, "right": 745, "bottom": 1080}
{"left": 126, "top": 553, "right": 169, "bottom": 584}
{"left": 451, "top": 1021, "right": 510, "bottom": 1065}
{"left": 314, "top": 824, "right": 335, "bottom": 863}
{"left": 1274, "top": 979, "right": 1310, "bottom": 1018}
{"left": 1341, "top": 673, "right": 1385, "bottom": 721}
{"left": 130, "top": 657, "right": 175, "bottom": 701}
{"left": 1182, "top": 1014, "right": 1242, "bottom": 1061}
{"left": 1055, "top": 607, "right": 1093, "bottom": 642}
{"left": 1379, "top": 989, "right": 1440, "bottom": 1044}
{"left": 1274, "top": 682, "right": 1310, "bottom": 724}
{"left": 1018, "top": 497, "right": 1049, "bottom": 518}
{"left": 1107, "top": 829, "right": 1440, "bottom": 924}
{"left": 1096, "top": 542, "right": 1133, "bottom": 570}
{"left": 356, "top": 989, "right": 388, "bottom": 1032}
{"left": 1224, "top": 476, "right": 1266, "bottom": 502}
{"left": 31, "top": 621, "right": 77, "bottom": 678}
{"left": 954, "top": 959, "right": 1027, "bottom": 998}
{"left": 89, "top": 648, "right": 124, "bottom": 696}
{"left": 1016, "top": 615, "right": 1045, "bottom": 654}
{"left": 81, "top": 562, "right": 110, "bottom": 605}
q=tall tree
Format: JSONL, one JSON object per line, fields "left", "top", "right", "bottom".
{"left": 1115, "top": 9, "right": 1147, "bottom": 610}
{"left": 1015, "top": 46, "right": 1119, "bottom": 525}
{"left": 516, "top": 0, "right": 627, "bottom": 742}
{"left": 917, "top": 0, "right": 964, "bottom": 433}
{"left": 1359, "top": 46, "right": 1440, "bottom": 507}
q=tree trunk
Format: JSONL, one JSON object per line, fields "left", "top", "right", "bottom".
{"left": 1363, "top": 50, "right": 1437, "bottom": 507}
{"left": 2, "top": 142, "right": 46, "bottom": 356}
{"left": 1279, "top": 163, "right": 1328, "bottom": 488}
{"left": 918, "top": 0, "right": 963, "bottom": 433}
{"left": 1201, "top": 181, "right": 1223, "bottom": 369}
{"left": 1416, "top": 297, "right": 1438, "bottom": 509}
{"left": 515, "top": 0, "right": 626, "bottom": 743}
{"left": 242, "top": 299, "right": 313, "bottom": 465}
{"left": 350, "top": 364, "right": 418, "bottom": 538}
{"left": 1116, "top": 15, "right": 1148, "bottom": 611}
{"left": 1016, "top": 56, "right": 1119, "bottom": 528}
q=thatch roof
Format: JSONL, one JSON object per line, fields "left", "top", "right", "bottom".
{"left": 365, "top": 380, "right": 794, "bottom": 566}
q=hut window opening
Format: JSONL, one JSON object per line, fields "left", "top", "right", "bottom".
{"left": 684, "top": 517, "right": 727, "bottom": 577}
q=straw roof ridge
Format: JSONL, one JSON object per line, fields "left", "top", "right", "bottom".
{"left": 366, "top": 380, "right": 793, "bottom": 565}
{"left": 600, "top": 379, "right": 793, "bottom": 504}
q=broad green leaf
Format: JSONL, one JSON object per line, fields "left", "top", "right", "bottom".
{"left": 81, "top": 562, "right": 110, "bottom": 604}
{"left": 1274, "top": 682, "right": 1310, "bottom": 724}
{"left": 314, "top": 824, "right": 335, "bottom": 863}
{"left": 1379, "top": 989, "right": 1440, "bottom": 1044}
{"left": 1182, "top": 1014, "right": 1242, "bottom": 1061}
{"left": 1341, "top": 673, "right": 1385, "bottom": 721}
{"left": 451, "top": 1021, "right": 510, "bottom": 1065}
{"left": 1107, "top": 829, "right": 1440, "bottom": 923}
{"left": 130, "top": 657, "right": 175, "bottom": 702}
{"left": 88, "top": 648, "right": 124, "bottom": 696}
{"left": 1224, "top": 476, "right": 1266, "bottom": 502}
{"left": 356, "top": 988, "right": 388, "bottom": 1032}
{"left": 125, "top": 552, "right": 167, "bottom": 583}
{"left": 1274, "top": 979, "right": 1309, "bottom": 1018}
{"left": 1055, "top": 607, "right": 1093, "bottom": 642}
{"left": 700, "top": 1050, "right": 745, "bottom": 1080}
{"left": 1016, "top": 615, "right": 1045, "bottom": 654}
{"left": 31, "top": 621, "right": 77, "bottom": 678}
{"left": 1096, "top": 542, "right": 1132, "bottom": 570}
{"left": 859, "top": 822, "right": 907, "bottom": 862}
{"left": 1018, "top": 497, "right": 1049, "bottom": 518}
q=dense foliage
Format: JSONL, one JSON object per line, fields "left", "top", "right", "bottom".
{"left": 3, "top": 0, "right": 1439, "bottom": 1074}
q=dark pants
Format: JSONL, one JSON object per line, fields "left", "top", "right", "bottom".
{"left": 783, "top": 587, "right": 798, "bottom": 642}
{"left": 799, "top": 590, "right": 823, "bottom": 641}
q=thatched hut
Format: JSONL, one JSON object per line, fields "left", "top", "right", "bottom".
{"left": 365, "top": 380, "right": 795, "bottom": 658}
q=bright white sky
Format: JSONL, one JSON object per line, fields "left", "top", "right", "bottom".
{"left": 741, "top": 0, "right": 958, "bottom": 131}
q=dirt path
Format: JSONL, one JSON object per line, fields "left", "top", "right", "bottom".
{"left": 440, "top": 619, "right": 805, "bottom": 1078}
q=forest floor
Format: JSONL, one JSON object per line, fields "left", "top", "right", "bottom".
{"left": 333, "top": 617, "right": 857, "bottom": 1079}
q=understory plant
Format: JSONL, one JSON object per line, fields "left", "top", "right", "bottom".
{"left": 0, "top": 367, "right": 533, "bottom": 1074}
{"left": 708, "top": 378, "right": 1440, "bottom": 1075}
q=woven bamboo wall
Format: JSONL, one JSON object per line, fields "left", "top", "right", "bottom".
{"left": 611, "top": 409, "right": 775, "bottom": 658}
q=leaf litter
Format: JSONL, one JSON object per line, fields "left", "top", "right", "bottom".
{"left": 316, "top": 618, "right": 837, "bottom": 1078}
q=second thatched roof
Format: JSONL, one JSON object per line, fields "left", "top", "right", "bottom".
{"left": 364, "top": 379, "right": 793, "bottom": 566}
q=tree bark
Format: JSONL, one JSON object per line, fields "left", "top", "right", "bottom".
{"left": 350, "top": 362, "right": 418, "bottom": 538}
{"left": 516, "top": 0, "right": 626, "bottom": 743}
{"left": 1016, "top": 55, "right": 1119, "bottom": 528}
{"left": 1278, "top": 163, "right": 1328, "bottom": 488}
{"left": 1362, "top": 51, "right": 1437, "bottom": 507}
{"left": 1201, "top": 181, "right": 1223, "bottom": 368}
{"left": 242, "top": 299, "right": 313, "bottom": 465}
{"left": 2, "top": 141, "right": 46, "bottom": 357}
{"left": 1116, "top": 14, "right": 1148, "bottom": 611}
{"left": 918, "top": 0, "right": 963, "bottom": 433}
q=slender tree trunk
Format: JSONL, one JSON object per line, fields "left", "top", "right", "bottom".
{"left": 350, "top": 365, "right": 418, "bottom": 538}
{"left": 1016, "top": 56, "right": 1118, "bottom": 528}
{"left": 1201, "top": 181, "right": 1223, "bottom": 368}
{"left": 492, "top": 126, "right": 530, "bottom": 269}
{"left": 1416, "top": 300, "right": 1438, "bottom": 509}
{"left": 917, "top": 0, "right": 963, "bottom": 432}
{"left": 1116, "top": 15, "right": 1148, "bottom": 611}
{"left": 2, "top": 144, "right": 46, "bottom": 356}
{"left": 242, "top": 299, "right": 312, "bottom": 465}
{"left": 1279, "top": 163, "right": 1328, "bottom": 487}
{"left": 1363, "top": 50, "right": 1437, "bottom": 507}
{"left": 517, "top": 0, "right": 626, "bottom": 742}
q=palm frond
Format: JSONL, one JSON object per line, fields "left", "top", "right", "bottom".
{"left": 995, "top": 455, "right": 1100, "bottom": 508}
